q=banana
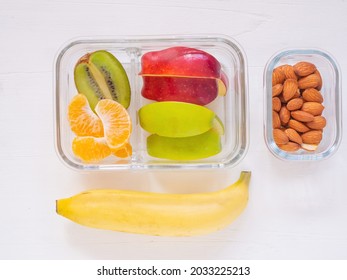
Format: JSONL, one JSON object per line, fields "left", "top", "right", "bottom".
{"left": 56, "top": 171, "right": 251, "bottom": 236}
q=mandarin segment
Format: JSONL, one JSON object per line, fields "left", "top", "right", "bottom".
{"left": 112, "top": 142, "right": 132, "bottom": 158}
{"left": 68, "top": 94, "right": 104, "bottom": 137}
{"left": 72, "top": 136, "right": 111, "bottom": 163}
{"left": 95, "top": 99, "right": 132, "bottom": 149}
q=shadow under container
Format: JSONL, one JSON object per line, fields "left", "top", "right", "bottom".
{"left": 54, "top": 35, "right": 249, "bottom": 170}
{"left": 264, "top": 48, "right": 342, "bottom": 161}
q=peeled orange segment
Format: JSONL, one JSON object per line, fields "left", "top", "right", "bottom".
{"left": 95, "top": 99, "right": 132, "bottom": 149}
{"left": 72, "top": 136, "right": 111, "bottom": 163}
{"left": 112, "top": 142, "right": 132, "bottom": 158}
{"left": 68, "top": 94, "right": 104, "bottom": 137}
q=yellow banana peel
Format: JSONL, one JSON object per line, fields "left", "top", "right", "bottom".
{"left": 56, "top": 171, "right": 251, "bottom": 236}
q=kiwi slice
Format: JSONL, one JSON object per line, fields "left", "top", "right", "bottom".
{"left": 74, "top": 50, "right": 131, "bottom": 110}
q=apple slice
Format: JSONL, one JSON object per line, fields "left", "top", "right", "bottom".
{"left": 212, "top": 115, "right": 225, "bottom": 135}
{"left": 139, "top": 101, "right": 216, "bottom": 138}
{"left": 141, "top": 76, "right": 220, "bottom": 105}
{"left": 146, "top": 112, "right": 224, "bottom": 160}
{"left": 147, "top": 129, "right": 222, "bottom": 161}
{"left": 140, "top": 47, "right": 222, "bottom": 78}
{"left": 140, "top": 47, "right": 227, "bottom": 105}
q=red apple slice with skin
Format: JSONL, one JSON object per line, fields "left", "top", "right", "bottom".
{"left": 140, "top": 47, "right": 227, "bottom": 105}
{"left": 140, "top": 47, "right": 222, "bottom": 77}
{"left": 141, "top": 76, "right": 222, "bottom": 105}
{"left": 218, "top": 71, "right": 228, "bottom": 96}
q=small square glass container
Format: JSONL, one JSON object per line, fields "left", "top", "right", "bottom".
{"left": 54, "top": 35, "right": 249, "bottom": 170}
{"left": 264, "top": 48, "right": 342, "bottom": 161}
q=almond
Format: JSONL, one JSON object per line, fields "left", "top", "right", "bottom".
{"left": 286, "top": 98, "right": 303, "bottom": 111}
{"left": 279, "top": 94, "right": 286, "bottom": 103}
{"left": 306, "top": 116, "right": 327, "bottom": 130}
{"left": 272, "top": 67, "right": 285, "bottom": 86}
{"left": 293, "top": 61, "right": 316, "bottom": 77}
{"left": 293, "top": 89, "right": 301, "bottom": 98}
{"left": 281, "top": 64, "right": 298, "bottom": 80}
{"left": 288, "top": 119, "right": 310, "bottom": 133}
{"left": 272, "top": 97, "right": 281, "bottom": 112}
{"left": 283, "top": 79, "right": 298, "bottom": 102}
{"left": 298, "top": 73, "right": 320, "bottom": 89}
{"left": 285, "top": 128, "right": 303, "bottom": 144}
{"left": 291, "top": 110, "right": 315, "bottom": 122}
{"left": 273, "top": 129, "right": 289, "bottom": 145}
{"left": 301, "top": 130, "right": 322, "bottom": 144}
{"left": 314, "top": 70, "right": 323, "bottom": 90}
{"left": 278, "top": 142, "right": 300, "bottom": 152}
{"left": 279, "top": 106, "right": 290, "bottom": 125}
{"left": 302, "top": 88, "right": 323, "bottom": 103}
{"left": 301, "top": 143, "right": 318, "bottom": 151}
{"left": 269, "top": 62, "right": 326, "bottom": 153}
{"left": 272, "top": 111, "right": 281, "bottom": 129}
{"left": 272, "top": 84, "right": 283, "bottom": 97}
{"left": 301, "top": 102, "right": 325, "bottom": 116}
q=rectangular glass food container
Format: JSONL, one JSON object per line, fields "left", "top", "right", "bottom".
{"left": 264, "top": 48, "right": 342, "bottom": 161}
{"left": 54, "top": 35, "right": 249, "bottom": 170}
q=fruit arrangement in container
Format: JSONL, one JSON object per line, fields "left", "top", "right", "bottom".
{"left": 55, "top": 36, "right": 248, "bottom": 169}
{"left": 67, "top": 48, "right": 227, "bottom": 163}
{"left": 138, "top": 47, "right": 227, "bottom": 160}
{"left": 67, "top": 50, "right": 132, "bottom": 163}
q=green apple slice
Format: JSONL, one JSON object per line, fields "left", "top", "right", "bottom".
{"left": 139, "top": 101, "right": 216, "bottom": 137}
{"left": 147, "top": 129, "right": 221, "bottom": 160}
{"left": 212, "top": 115, "right": 225, "bottom": 135}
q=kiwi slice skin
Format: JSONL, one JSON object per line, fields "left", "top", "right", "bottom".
{"left": 74, "top": 50, "right": 131, "bottom": 110}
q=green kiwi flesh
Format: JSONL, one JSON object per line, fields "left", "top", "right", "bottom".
{"left": 74, "top": 50, "right": 131, "bottom": 110}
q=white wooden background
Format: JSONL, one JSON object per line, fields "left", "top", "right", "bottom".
{"left": 1, "top": 0, "right": 346, "bottom": 259}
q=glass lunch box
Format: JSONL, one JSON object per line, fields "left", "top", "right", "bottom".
{"left": 54, "top": 35, "right": 249, "bottom": 170}
{"left": 264, "top": 48, "right": 342, "bottom": 161}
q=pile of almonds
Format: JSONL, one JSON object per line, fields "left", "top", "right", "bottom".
{"left": 272, "top": 61, "right": 326, "bottom": 152}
